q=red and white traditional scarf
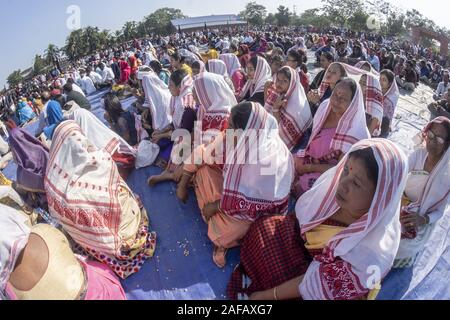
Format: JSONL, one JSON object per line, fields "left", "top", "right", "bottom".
{"left": 221, "top": 103, "right": 294, "bottom": 221}
{"left": 382, "top": 78, "right": 399, "bottom": 121}
{"left": 320, "top": 63, "right": 384, "bottom": 129}
{"left": 194, "top": 72, "right": 237, "bottom": 143}
{"left": 0, "top": 204, "right": 30, "bottom": 295}
{"left": 220, "top": 53, "right": 242, "bottom": 78}
{"left": 71, "top": 108, "right": 136, "bottom": 157}
{"left": 170, "top": 75, "right": 196, "bottom": 129}
{"left": 264, "top": 66, "right": 312, "bottom": 150}
{"left": 239, "top": 56, "right": 272, "bottom": 100}
{"left": 354, "top": 61, "right": 380, "bottom": 78}
{"left": 208, "top": 59, "right": 228, "bottom": 77}
{"left": 298, "top": 81, "right": 370, "bottom": 159}
{"left": 343, "top": 63, "right": 384, "bottom": 127}
{"left": 297, "top": 139, "right": 407, "bottom": 300}
{"left": 44, "top": 121, "right": 126, "bottom": 256}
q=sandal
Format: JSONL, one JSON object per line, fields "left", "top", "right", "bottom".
{"left": 213, "top": 246, "right": 228, "bottom": 269}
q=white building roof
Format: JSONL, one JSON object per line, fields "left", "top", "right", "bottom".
{"left": 171, "top": 14, "right": 247, "bottom": 31}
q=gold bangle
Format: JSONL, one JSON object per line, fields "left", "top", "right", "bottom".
{"left": 273, "top": 286, "right": 278, "bottom": 301}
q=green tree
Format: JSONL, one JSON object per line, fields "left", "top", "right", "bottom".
{"left": 7, "top": 70, "right": 23, "bottom": 87}
{"left": 83, "top": 26, "right": 101, "bottom": 53}
{"left": 275, "top": 5, "right": 291, "bottom": 26}
{"left": 297, "top": 8, "right": 329, "bottom": 29}
{"left": 348, "top": 10, "right": 370, "bottom": 32}
{"left": 265, "top": 13, "right": 276, "bottom": 25}
{"left": 382, "top": 12, "right": 407, "bottom": 37}
{"left": 321, "top": 0, "right": 365, "bottom": 28}
{"left": 33, "top": 55, "right": 49, "bottom": 75}
{"left": 122, "top": 21, "right": 138, "bottom": 41}
{"left": 239, "top": 2, "right": 267, "bottom": 26}
{"left": 45, "top": 44, "right": 60, "bottom": 67}
{"left": 143, "top": 8, "right": 185, "bottom": 36}
{"left": 65, "top": 29, "right": 85, "bottom": 60}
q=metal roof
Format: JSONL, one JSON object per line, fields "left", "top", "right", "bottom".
{"left": 171, "top": 14, "right": 247, "bottom": 31}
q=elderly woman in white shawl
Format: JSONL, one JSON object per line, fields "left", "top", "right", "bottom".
{"left": 394, "top": 116, "right": 450, "bottom": 268}
{"left": 227, "top": 139, "right": 408, "bottom": 300}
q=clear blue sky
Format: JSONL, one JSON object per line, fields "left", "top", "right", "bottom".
{"left": 1, "top": 0, "right": 448, "bottom": 88}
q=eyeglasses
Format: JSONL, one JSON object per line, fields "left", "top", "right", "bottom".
{"left": 426, "top": 129, "right": 446, "bottom": 145}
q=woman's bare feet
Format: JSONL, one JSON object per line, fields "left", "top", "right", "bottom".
{"left": 213, "top": 246, "right": 228, "bottom": 268}
{"left": 147, "top": 171, "right": 174, "bottom": 186}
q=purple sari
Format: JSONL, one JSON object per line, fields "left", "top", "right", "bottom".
{"left": 9, "top": 128, "right": 49, "bottom": 208}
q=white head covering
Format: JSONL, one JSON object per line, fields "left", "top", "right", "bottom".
{"left": 207, "top": 59, "right": 229, "bottom": 77}
{"left": 194, "top": 72, "right": 237, "bottom": 143}
{"left": 221, "top": 103, "right": 294, "bottom": 221}
{"left": 355, "top": 61, "right": 380, "bottom": 78}
{"left": 137, "top": 66, "right": 153, "bottom": 80}
{"left": 298, "top": 139, "right": 408, "bottom": 300}
{"left": 264, "top": 66, "right": 312, "bottom": 150}
{"left": 71, "top": 108, "right": 136, "bottom": 156}
{"left": 396, "top": 117, "right": 450, "bottom": 263}
{"left": 239, "top": 56, "right": 272, "bottom": 100}
{"left": 338, "top": 63, "right": 384, "bottom": 127}
{"left": 169, "top": 75, "right": 196, "bottom": 129}
{"left": 219, "top": 53, "right": 242, "bottom": 78}
{"left": 298, "top": 80, "right": 370, "bottom": 158}
{"left": 178, "top": 49, "right": 200, "bottom": 62}
{"left": 382, "top": 73, "right": 400, "bottom": 121}
{"left": 0, "top": 204, "right": 31, "bottom": 294}
{"left": 141, "top": 73, "right": 172, "bottom": 131}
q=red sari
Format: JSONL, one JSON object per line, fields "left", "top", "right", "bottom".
{"left": 119, "top": 60, "right": 131, "bottom": 84}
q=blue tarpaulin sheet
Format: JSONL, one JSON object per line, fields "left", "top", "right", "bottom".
{"left": 2, "top": 85, "right": 448, "bottom": 300}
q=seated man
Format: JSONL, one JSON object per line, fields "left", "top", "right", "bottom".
{"left": 433, "top": 72, "right": 450, "bottom": 101}
{"left": 418, "top": 60, "right": 431, "bottom": 83}
{"left": 428, "top": 88, "right": 450, "bottom": 120}
{"left": 63, "top": 83, "right": 91, "bottom": 110}
{"left": 98, "top": 62, "right": 115, "bottom": 87}
{"left": 429, "top": 64, "right": 443, "bottom": 90}
{"left": 396, "top": 61, "right": 418, "bottom": 92}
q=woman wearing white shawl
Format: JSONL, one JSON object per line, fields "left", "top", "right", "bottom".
{"left": 394, "top": 117, "right": 450, "bottom": 268}
{"left": 227, "top": 139, "right": 407, "bottom": 300}
{"left": 355, "top": 61, "right": 380, "bottom": 78}
{"left": 147, "top": 70, "right": 197, "bottom": 186}
{"left": 294, "top": 78, "right": 370, "bottom": 197}
{"left": 193, "top": 72, "right": 237, "bottom": 144}
{"left": 207, "top": 59, "right": 235, "bottom": 93}
{"left": 342, "top": 63, "right": 384, "bottom": 136}
{"left": 219, "top": 53, "right": 247, "bottom": 97}
{"left": 315, "top": 62, "right": 384, "bottom": 136}
{"left": 264, "top": 66, "right": 312, "bottom": 150}
{"left": 380, "top": 69, "right": 400, "bottom": 137}
{"left": 141, "top": 73, "right": 173, "bottom": 131}
{"left": 0, "top": 205, "right": 30, "bottom": 300}
{"left": 239, "top": 56, "right": 272, "bottom": 106}
{"left": 177, "top": 102, "right": 294, "bottom": 268}
{"left": 44, "top": 121, "right": 156, "bottom": 280}
{"left": 289, "top": 37, "right": 307, "bottom": 52}
{"left": 70, "top": 108, "right": 137, "bottom": 179}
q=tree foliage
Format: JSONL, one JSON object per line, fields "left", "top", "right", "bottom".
{"left": 7, "top": 70, "right": 23, "bottom": 87}
{"left": 274, "top": 6, "right": 291, "bottom": 27}
{"left": 33, "top": 55, "right": 49, "bottom": 75}
{"left": 239, "top": 2, "right": 267, "bottom": 26}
